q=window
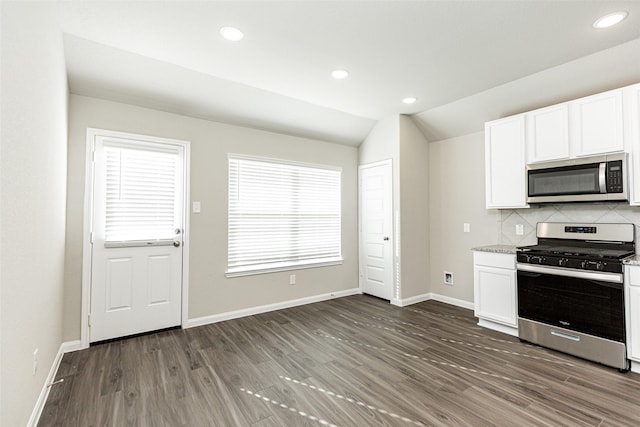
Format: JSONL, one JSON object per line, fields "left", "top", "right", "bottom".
{"left": 227, "top": 154, "right": 342, "bottom": 276}
{"left": 103, "top": 142, "right": 181, "bottom": 244}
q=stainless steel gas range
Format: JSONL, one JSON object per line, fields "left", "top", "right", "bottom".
{"left": 516, "top": 222, "right": 635, "bottom": 371}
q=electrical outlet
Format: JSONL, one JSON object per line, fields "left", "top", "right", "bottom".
{"left": 463, "top": 223, "right": 470, "bottom": 233}
{"left": 289, "top": 274, "right": 296, "bottom": 285}
{"left": 33, "top": 348, "right": 39, "bottom": 375}
{"left": 444, "top": 271, "right": 454, "bottom": 286}
{"left": 516, "top": 224, "right": 524, "bottom": 235}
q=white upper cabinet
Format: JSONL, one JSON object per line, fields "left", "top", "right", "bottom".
{"left": 625, "top": 83, "right": 640, "bottom": 205}
{"left": 526, "top": 104, "right": 569, "bottom": 163}
{"left": 485, "top": 115, "right": 528, "bottom": 209}
{"left": 571, "top": 89, "right": 624, "bottom": 157}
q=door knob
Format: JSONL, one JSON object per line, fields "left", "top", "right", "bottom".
{"left": 173, "top": 241, "right": 181, "bottom": 247}
{"left": 383, "top": 236, "right": 389, "bottom": 241}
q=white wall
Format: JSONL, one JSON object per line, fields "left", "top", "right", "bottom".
{"left": 0, "top": 2, "right": 69, "bottom": 425}
{"left": 428, "top": 132, "right": 500, "bottom": 303}
{"left": 64, "top": 95, "right": 359, "bottom": 339}
{"left": 398, "top": 117, "right": 430, "bottom": 300}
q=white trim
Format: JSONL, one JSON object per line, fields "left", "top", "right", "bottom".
{"left": 81, "top": 128, "right": 191, "bottom": 347}
{"left": 359, "top": 159, "right": 393, "bottom": 171}
{"left": 226, "top": 258, "right": 343, "bottom": 278}
{"left": 185, "top": 288, "right": 361, "bottom": 329}
{"left": 477, "top": 319, "right": 519, "bottom": 337}
{"left": 391, "top": 292, "right": 474, "bottom": 310}
{"left": 27, "top": 340, "right": 82, "bottom": 427}
{"left": 428, "top": 293, "right": 475, "bottom": 310}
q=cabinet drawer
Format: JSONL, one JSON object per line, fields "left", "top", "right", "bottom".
{"left": 627, "top": 265, "right": 640, "bottom": 287}
{"left": 473, "top": 251, "right": 515, "bottom": 270}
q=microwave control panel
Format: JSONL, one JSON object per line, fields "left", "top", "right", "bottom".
{"left": 606, "top": 160, "right": 624, "bottom": 193}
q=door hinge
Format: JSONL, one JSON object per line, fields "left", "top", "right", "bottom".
{"left": 88, "top": 314, "right": 91, "bottom": 327}
{"left": 90, "top": 232, "right": 94, "bottom": 244}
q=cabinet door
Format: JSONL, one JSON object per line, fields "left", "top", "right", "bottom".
{"left": 485, "top": 115, "right": 528, "bottom": 208}
{"left": 571, "top": 89, "right": 624, "bottom": 157}
{"left": 628, "top": 286, "right": 640, "bottom": 361}
{"left": 474, "top": 265, "right": 517, "bottom": 327}
{"left": 625, "top": 84, "right": 640, "bottom": 205}
{"left": 527, "top": 104, "right": 569, "bottom": 163}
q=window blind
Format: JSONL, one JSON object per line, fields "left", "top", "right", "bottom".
{"left": 227, "top": 155, "right": 342, "bottom": 275}
{"left": 104, "top": 144, "right": 179, "bottom": 242}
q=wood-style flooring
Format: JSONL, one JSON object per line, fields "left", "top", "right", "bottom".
{"left": 38, "top": 295, "right": 640, "bottom": 426}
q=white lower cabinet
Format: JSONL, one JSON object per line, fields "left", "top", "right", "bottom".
{"left": 625, "top": 264, "right": 640, "bottom": 372}
{"left": 473, "top": 251, "right": 518, "bottom": 336}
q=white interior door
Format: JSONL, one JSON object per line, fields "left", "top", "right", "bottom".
{"left": 359, "top": 161, "right": 393, "bottom": 300}
{"left": 89, "top": 133, "right": 186, "bottom": 342}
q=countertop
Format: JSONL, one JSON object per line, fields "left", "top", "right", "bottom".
{"left": 624, "top": 255, "right": 640, "bottom": 266}
{"left": 471, "top": 244, "right": 517, "bottom": 255}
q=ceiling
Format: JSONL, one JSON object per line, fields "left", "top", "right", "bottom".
{"left": 57, "top": 1, "right": 640, "bottom": 146}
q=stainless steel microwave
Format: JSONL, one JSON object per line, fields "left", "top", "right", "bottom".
{"left": 527, "top": 153, "right": 627, "bottom": 203}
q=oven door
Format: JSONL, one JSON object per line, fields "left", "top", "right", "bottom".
{"left": 517, "top": 264, "right": 625, "bottom": 342}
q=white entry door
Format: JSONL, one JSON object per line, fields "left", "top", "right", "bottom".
{"left": 359, "top": 160, "right": 393, "bottom": 300}
{"left": 89, "top": 131, "right": 187, "bottom": 342}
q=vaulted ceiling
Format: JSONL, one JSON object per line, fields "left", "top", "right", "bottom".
{"left": 58, "top": 1, "right": 640, "bottom": 145}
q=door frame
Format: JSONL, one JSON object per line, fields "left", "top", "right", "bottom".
{"left": 358, "top": 159, "right": 394, "bottom": 302}
{"left": 80, "top": 128, "right": 191, "bottom": 348}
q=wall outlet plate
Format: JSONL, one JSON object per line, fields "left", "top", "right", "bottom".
{"left": 516, "top": 224, "right": 524, "bottom": 235}
{"left": 444, "top": 271, "right": 454, "bottom": 285}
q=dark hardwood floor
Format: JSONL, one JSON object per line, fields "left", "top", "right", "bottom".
{"left": 38, "top": 295, "right": 640, "bottom": 426}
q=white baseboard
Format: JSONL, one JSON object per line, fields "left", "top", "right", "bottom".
{"left": 28, "top": 340, "right": 82, "bottom": 427}
{"left": 428, "top": 293, "right": 474, "bottom": 310}
{"left": 185, "top": 288, "right": 361, "bottom": 329}
{"left": 392, "top": 293, "right": 431, "bottom": 307}
{"left": 477, "top": 318, "right": 518, "bottom": 337}
{"left": 392, "top": 292, "right": 473, "bottom": 310}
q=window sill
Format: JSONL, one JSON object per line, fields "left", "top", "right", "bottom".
{"left": 226, "top": 257, "right": 343, "bottom": 278}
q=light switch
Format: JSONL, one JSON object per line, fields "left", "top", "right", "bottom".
{"left": 516, "top": 224, "right": 524, "bottom": 235}
{"left": 463, "top": 223, "right": 470, "bottom": 233}
{"left": 192, "top": 201, "right": 201, "bottom": 214}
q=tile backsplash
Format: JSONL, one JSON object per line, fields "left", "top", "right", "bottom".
{"left": 500, "top": 203, "right": 640, "bottom": 251}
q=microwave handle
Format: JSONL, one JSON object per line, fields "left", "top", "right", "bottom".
{"left": 599, "top": 162, "right": 606, "bottom": 194}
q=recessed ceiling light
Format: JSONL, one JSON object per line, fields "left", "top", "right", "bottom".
{"left": 402, "top": 97, "right": 417, "bottom": 104}
{"left": 593, "top": 11, "right": 628, "bottom": 29}
{"left": 331, "top": 69, "right": 349, "bottom": 80}
{"left": 220, "top": 26, "right": 244, "bottom": 41}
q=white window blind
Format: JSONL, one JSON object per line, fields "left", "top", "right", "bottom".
{"left": 104, "top": 143, "right": 180, "bottom": 243}
{"left": 227, "top": 155, "right": 342, "bottom": 276}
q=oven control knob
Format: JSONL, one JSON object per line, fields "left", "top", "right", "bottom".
{"left": 558, "top": 258, "right": 568, "bottom": 266}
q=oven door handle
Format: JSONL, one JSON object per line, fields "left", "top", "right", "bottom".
{"left": 516, "top": 263, "right": 623, "bottom": 284}
{"left": 599, "top": 162, "right": 607, "bottom": 193}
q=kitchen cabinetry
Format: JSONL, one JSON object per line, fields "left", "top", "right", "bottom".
{"left": 485, "top": 115, "right": 528, "bottom": 209}
{"left": 625, "top": 84, "right": 640, "bottom": 205}
{"left": 526, "top": 104, "right": 569, "bottom": 163}
{"left": 625, "top": 264, "right": 640, "bottom": 373}
{"left": 571, "top": 89, "right": 624, "bottom": 157}
{"left": 473, "top": 251, "right": 518, "bottom": 336}
{"left": 526, "top": 89, "right": 624, "bottom": 163}
{"left": 486, "top": 83, "right": 636, "bottom": 209}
